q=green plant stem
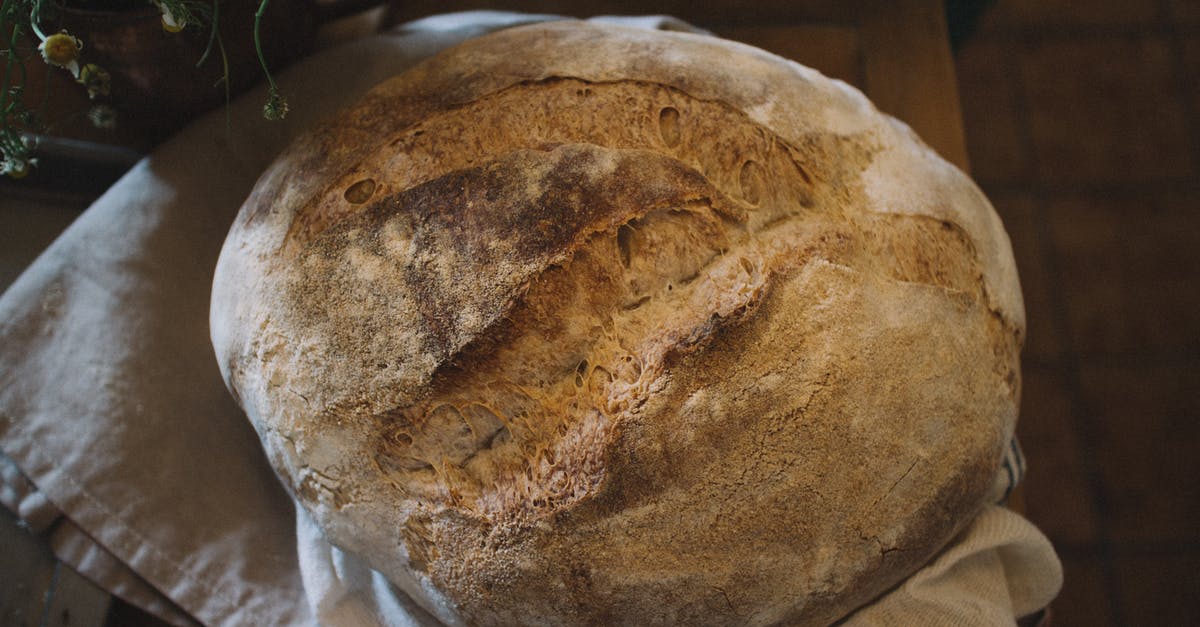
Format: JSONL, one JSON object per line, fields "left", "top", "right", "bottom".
{"left": 1, "top": 0, "right": 19, "bottom": 129}
{"left": 196, "top": 0, "right": 218, "bottom": 67}
{"left": 13, "top": 11, "right": 27, "bottom": 96}
{"left": 28, "top": 0, "right": 46, "bottom": 41}
{"left": 253, "top": 0, "right": 275, "bottom": 91}
{"left": 215, "top": 0, "right": 230, "bottom": 129}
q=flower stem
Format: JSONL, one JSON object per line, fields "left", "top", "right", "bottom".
{"left": 196, "top": 0, "right": 219, "bottom": 68}
{"left": 253, "top": 0, "right": 274, "bottom": 91}
{"left": 254, "top": 0, "right": 287, "bottom": 120}
{"left": 214, "top": 0, "right": 230, "bottom": 129}
{"left": 28, "top": 0, "right": 46, "bottom": 42}
{"left": 1, "top": 1, "right": 19, "bottom": 128}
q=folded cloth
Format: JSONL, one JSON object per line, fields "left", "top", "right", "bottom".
{"left": 0, "top": 11, "right": 1060, "bottom": 626}
{"left": 1, "top": 453, "right": 199, "bottom": 626}
{"left": 842, "top": 504, "right": 1060, "bottom": 626}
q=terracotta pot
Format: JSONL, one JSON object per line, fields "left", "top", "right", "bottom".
{"left": 55, "top": 0, "right": 318, "bottom": 142}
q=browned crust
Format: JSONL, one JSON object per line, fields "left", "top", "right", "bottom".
{"left": 212, "top": 20, "right": 1025, "bottom": 627}
{"left": 290, "top": 143, "right": 733, "bottom": 377}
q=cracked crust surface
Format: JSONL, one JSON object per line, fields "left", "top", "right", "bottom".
{"left": 211, "top": 21, "right": 1024, "bottom": 627}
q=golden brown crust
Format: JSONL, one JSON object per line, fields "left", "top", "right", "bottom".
{"left": 211, "top": 21, "right": 1024, "bottom": 626}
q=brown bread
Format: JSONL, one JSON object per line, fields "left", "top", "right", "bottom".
{"left": 211, "top": 20, "right": 1024, "bottom": 626}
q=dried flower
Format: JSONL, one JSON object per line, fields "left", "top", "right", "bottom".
{"left": 39, "top": 31, "right": 83, "bottom": 78}
{"left": 153, "top": 0, "right": 188, "bottom": 33}
{"left": 262, "top": 88, "right": 288, "bottom": 121}
{"left": 78, "top": 64, "right": 111, "bottom": 99}
{"left": 1, "top": 154, "right": 36, "bottom": 179}
{"left": 88, "top": 105, "right": 118, "bottom": 130}
{"left": 3, "top": 0, "right": 287, "bottom": 173}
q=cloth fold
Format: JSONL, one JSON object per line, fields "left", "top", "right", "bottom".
{"left": 842, "top": 504, "right": 1061, "bottom": 626}
{"left": 2, "top": 452, "right": 198, "bottom": 625}
{"left": 0, "top": 12, "right": 1061, "bottom": 626}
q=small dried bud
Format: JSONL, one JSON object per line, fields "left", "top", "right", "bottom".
{"left": 263, "top": 89, "right": 289, "bottom": 121}
{"left": 153, "top": 1, "right": 188, "bottom": 32}
{"left": 78, "top": 64, "right": 111, "bottom": 99}
{"left": 88, "top": 104, "right": 118, "bottom": 130}
{"left": 1, "top": 155, "right": 35, "bottom": 179}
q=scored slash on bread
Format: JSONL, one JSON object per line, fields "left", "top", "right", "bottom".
{"left": 211, "top": 20, "right": 1024, "bottom": 626}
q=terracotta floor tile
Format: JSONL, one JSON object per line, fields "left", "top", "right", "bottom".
{"left": 1112, "top": 553, "right": 1200, "bottom": 625}
{"left": 1181, "top": 36, "right": 1200, "bottom": 119}
{"left": 1078, "top": 362, "right": 1200, "bottom": 545}
{"left": 1047, "top": 194, "right": 1200, "bottom": 356}
{"left": 1167, "top": 0, "right": 1200, "bottom": 25}
{"left": 1016, "top": 36, "right": 1194, "bottom": 184}
{"left": 1048, "top": 554, "right": 1117, "bottom": 627}
{"left": 957, "top": 39, "right": 1033, "bottom": 184}
{"left": 986, "top": 192, "right": 1062, "bottom": 361}
{"left": 979, "top": 0, "right": 1160, "bottom": 30}
{"left": 1016, "top": 366, "right": 1099, "bottom": 546}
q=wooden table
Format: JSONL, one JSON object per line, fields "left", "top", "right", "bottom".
{"left": 0, "top": 2, "right": 975, "bottom": 624}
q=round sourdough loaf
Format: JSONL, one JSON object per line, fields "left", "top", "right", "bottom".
{"left": 211, "top": 20, "right": 1025, "bottom": 626}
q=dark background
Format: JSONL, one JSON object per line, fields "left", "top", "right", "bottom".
{"left": 953, "top": 0, "right": 1199, "bottom": 624}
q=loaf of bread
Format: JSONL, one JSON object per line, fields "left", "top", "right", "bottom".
{"left": 210, "top": 20, "right": 1024, "bottom": 626}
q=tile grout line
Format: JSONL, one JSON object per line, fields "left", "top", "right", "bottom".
{"left": 998, "top": 26, "right": 1128, "bottom": 625}
{"left": 974, "top": 21, "right": 1200, "bottom": 43}
{"left": 1157, "top": 0, "right": 1200, "bottom": 189}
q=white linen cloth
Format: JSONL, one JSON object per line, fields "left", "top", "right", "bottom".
{"left": 0, "top": 12, "right": 1061, "bottom": 626}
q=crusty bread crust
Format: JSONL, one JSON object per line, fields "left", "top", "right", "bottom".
{"left": 211, "top": 21, "right": 1024, "bottom": 626}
